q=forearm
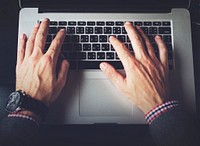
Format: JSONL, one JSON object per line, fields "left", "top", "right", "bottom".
{"left": 146, "top": 101, "right": 200, "bottom": 146}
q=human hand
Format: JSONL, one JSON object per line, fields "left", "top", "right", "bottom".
{"left": 16, "top": 18, "right": 69, "bottom": 107}
{"left": 100, "top": 22, "right": 169, "bottom": 114}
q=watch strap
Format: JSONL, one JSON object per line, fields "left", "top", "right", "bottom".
{"left": 18, "top": 90, "right": 48, "bottom": 120}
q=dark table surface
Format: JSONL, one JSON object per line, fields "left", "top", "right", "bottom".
{"left": 0, "top": 0, "right": 200, "bottom": 145}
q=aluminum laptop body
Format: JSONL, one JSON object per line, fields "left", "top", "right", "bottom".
{"left": 18, "top": 0, "right": 196, "bottom": 124}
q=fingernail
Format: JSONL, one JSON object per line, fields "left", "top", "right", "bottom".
{"left": 100, "top": 63, "right": 106, "bottom": 71}
{"left": 60, "top": 28, "right": 66, "bottom": 32}
{"left": 21, "top": 34, "right": 25, "bottom": 39}
{"left": 155, "top": 35, "right": 161, "bottom": 39}
{"left": 35, "top": 22, "right": 40, "bottom": 27}
{"left": 43, "top": 18, "right": 49, "bottom": 22}
{"left": 125, "top": 21, "right": 131, "bottom": 25}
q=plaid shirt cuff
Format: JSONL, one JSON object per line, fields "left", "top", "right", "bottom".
{"left": 145, "top": 100, "right": 180, "bottom": 124}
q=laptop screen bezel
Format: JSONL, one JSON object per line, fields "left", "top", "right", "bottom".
{"left": 19, "top": 0, "right": 190, "bottom": 9}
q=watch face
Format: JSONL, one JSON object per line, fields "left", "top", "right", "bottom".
{"left": 6, "top": 92, "right": 22, "bottom": 112}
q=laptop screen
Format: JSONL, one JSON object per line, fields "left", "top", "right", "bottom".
{"left": 21, "top": 0, "right": 189, "bottom": 8}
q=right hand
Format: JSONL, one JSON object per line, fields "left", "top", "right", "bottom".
{"left": 100, "top": 22, "right": 169, "bottom": 114}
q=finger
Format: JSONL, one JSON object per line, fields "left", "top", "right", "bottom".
{"left": 124, "top": 22, "right": 148, "bottom": 60}
{"left": 109, "top": 36, "right": 136, "bottom": 71}
{"left": 25, "top": 23, "right": 40, "bottom": 57}
{"left": 17, "top": 34, "right": 27, "bottom": 66}
{"left": 32, "top": 18, "right": 50, "bottom": 55}
{"left": 46, "top": 29, "right": 66, "bottom": 68}
{"left": 155, "top": 35, "right": 168, "bottom": 69}
{"left": 100, "top": 62, "right": 126, "bottom": 90}
{"left": 57, "top": 59, "right": 70, "bottom": 87}
{"left": 136, "top": 26, "right": 157, "bottom": 61}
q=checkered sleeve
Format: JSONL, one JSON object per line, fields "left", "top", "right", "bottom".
{"left": 145, "top": 100, "right": 180, "bottom": 124}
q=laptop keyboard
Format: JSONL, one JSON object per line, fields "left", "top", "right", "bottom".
{"left": 45, "top": 20, "right": 174, "bottom": 70}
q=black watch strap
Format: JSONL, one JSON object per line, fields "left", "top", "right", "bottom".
{"left": 18, "top": 90, "right": 48, "bottom": 120}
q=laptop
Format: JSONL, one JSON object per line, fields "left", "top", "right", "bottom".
{"left": 18, "top": 0, "right": 196, "bottom": 124}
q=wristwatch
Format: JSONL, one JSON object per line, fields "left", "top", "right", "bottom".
{"left": 5, "top": 90, "right": 48, "bottom": 120}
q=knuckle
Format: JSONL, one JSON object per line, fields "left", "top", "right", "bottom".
{"left": 53, "top": 38, "right": 62, "bottom": 45}
{"left": 38, "top": 31, "right": 46, "bottom": 37}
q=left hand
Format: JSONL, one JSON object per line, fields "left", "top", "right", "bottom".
{"left": 16, "top": 18, "right": 69, "bottom": 107}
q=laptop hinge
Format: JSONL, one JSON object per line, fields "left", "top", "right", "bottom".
{"left": 38, "top": 6, "right": 172, "bottom": 13}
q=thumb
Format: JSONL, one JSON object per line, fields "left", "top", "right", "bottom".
{"left": 100, "top": 62, "right": 125, "bottom": 89}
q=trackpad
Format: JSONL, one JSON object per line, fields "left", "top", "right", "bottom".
{"left": 79, "top": 79, "right": 132, "bottom": 116}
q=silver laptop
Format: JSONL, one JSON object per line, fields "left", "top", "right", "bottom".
{"left": 18, "top": 0, "right": 196, "bottom": 124}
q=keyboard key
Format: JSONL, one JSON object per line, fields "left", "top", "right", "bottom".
{"left": 59, "top": 21, "right": 67, "bottom": 26}
{"left": 69, "top": 52, "right": 77, "bottom": 60}
{"left": 106, "top": 52, "right": 114, "bottom": 59}
{"left": 68, "top": 21, "right": 76, "bottom": 26}
{"left": 102, "top": 44, "right": 109, "bottom": 51}
{"left": 81, "top": 35, "right": 89, "bottom": 42}
{"left": 134, "top": 22, "right": 143, "bottom": 26}
{"left": 97, "top": 21, "right": 105, "bottom": 26}
{"left": 78, "top": 21, "right": 86, "bottom": 26}
{"left": 95, "top": 27, "right": 103, "bottom": 34}
{"left": 78, "top": 52, "right": 86, "bottom": 59}
{"left": 153, "top": 22, "right": 161, "bottom": 26}
{"left": 64, "top": 35, "right": 71, "bottom": 42}
{"left": 92, "top": 44, "right": 100, "bottom": 51}
{"left": 127, "top": 36, "right": 130, "bottom": 42}
{"left": 67, "top": 27, "right": 75, "bottom": 34}
{"left": 159, "top": 27, "right": 171, "bottom": 34}
{"left": 144, "top": 22, "right": 152, "bottom": 26}
{"left": 152, "top": 43, "right": 159, "bottom": 52}
{"left": 113, "top": 27, "right": 121, "bottom": 34}
{"left": 149, "top": 27, "right": 158, "bottom": 34}
{"left": 162, "top": 21, "right": 171, "bottom": 26}
{"left": 50, "top": 21, "right": 58, "bottom": 26}
{"left": 71, "top": 35, "right": 79, "bottom": 42}
{"left": 49, "top": 27, "right": 57, "bottom": 34}
{"left": 97, "top": 52, "right": 105, "bottom": 59}
{"left": 122, "top": 27, "right": 127, "bottom": 34}
{"left": 115, "top": 53, "right": 119, "bottom": 59}
{"left": 128, "top": 44, "right": 133, "bottom": 51}
{"left": 147, "top": 35, "right": 155, "bottom": 43}
{"left": 87, "top": 21, "right": 95, "bottom": 26}
{"left": 168, "top": 51, "right": 173, "bottom": 59}
{"left": 83, "top": 44, "right": 91, "bottom": 51}
{"left": 106, "top": 21, "right": 114, "bottom": 26}
{"left": 76, "top": 27, "right": 84, "bottom": 34}
{"left": 141, "top": 27, "right": 148, "bottom": 34}
{"left": 88, "top": 52, "right": 96, "bottom": 59}
{"left": 46, "top": 35, "right": 52, "bottom": 42}
{"left": 166, "top": 44, "right": 173, "bottom": 51}
{"left": 104, "top": 27, "right": 112, "bottom": 34}
{"left": 163, "top": 35, "right": 172, "bottom": 42}
{"left": 90, "top": 35, "right": 98, "bottom": 42}
{"left": 115, "top": 21, "right": 124, "bottom": 26}
{"left": 99, "top": 35, "right": 107, "bottom": 42}
{"left": 62, "top": 44, "right": 73, "bottom": 51}
{"left": 110, "top": 45, "right": 115, "bottom": 51}
{"left": 85, "top": 27, "right": 94, "bottom": 34}
{"left": 73, "top": 43, "right": 82, "bottom": 51}
{"left": 117, "top": 35, "right": 126, "bottom": 42}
